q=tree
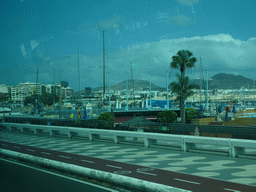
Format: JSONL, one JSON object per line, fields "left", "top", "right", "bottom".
{"left": 170, "top": 50, "right": 197, "bottom": 123}
{"left": 185, "top": 108, "right": 197, "bottom": 123}
{"left": 0, "top": 93, "right": 11, "bottom": 102}
{"left": 97, "top": 112, "right": 115, "bottom": 127}
{"left": 157, "top": 110, "right": 177, "bottom": 123}
{"left": 169, "top": 73, "right": 199, "bottom": 103}
{"left": 24, "top": 95, "right": 37, "bottom": 106}
{"left": 40, "top": 93, "right": 55, "bottom": 105}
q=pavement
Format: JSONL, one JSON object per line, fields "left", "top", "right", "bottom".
{"left": 1, "top": 130, "right": 256, "bottom": 191}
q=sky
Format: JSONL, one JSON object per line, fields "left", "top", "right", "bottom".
{"left": 1, "top": 0, "right": 256, "bottom": 91}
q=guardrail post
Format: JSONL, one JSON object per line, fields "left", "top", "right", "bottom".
{"left": 228, "top": 140, "right": 232, "bottom": 157}
{"left": 67, "top": 130, "right": 71, "bottom": 138}
{"left": 144, "top": 138, "right": 149, "bottom": 147}
{"left": 50, "top": 129, "right": 53, "bottom": 137}
{"left": 21, "top": 127, "right": 24, "bottom": 133}
{"left": 181, "top": 137, "right": 185, "bottom": 151}
{"left": 7, "top": 125, "right": 11, "bottom": 132}
{"left": 34, "top": 128, "right": 37, "bottom": 135}
{"left": 89, "top": 133, "right": 99, "bottom": 141}
{"left": 144, "top": 138, "right": 157, "bottom": 147}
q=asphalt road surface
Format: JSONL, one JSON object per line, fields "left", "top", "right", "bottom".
{"left": 0, "top": 158, "right": 117, "bottom": 192}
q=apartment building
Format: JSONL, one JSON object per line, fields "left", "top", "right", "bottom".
{"left": 10, "top": 82, "right": 42, "bottom": 101}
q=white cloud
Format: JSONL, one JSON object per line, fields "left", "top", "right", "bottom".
{"left": 30, "top": 40, "right": 39, "bottom": 50}
{"left": 20, "top": 44, "right": 26, "bottom": 57}
{"left": 33, "top": 34, "right": 256, "bottom": 90}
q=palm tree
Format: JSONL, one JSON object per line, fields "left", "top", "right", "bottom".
{"left": 170, "top": 50, "right": 197, "bottom": 123}
{"left": 170, "top": 74, "right": 199, "bottom": 103}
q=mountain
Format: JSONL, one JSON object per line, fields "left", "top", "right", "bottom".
{"left": 73, "top": 79, "right": 166, "bottom": 96}
{"left": 190, "top": 73, "right": 255, "bottom": 90}
{"left": 74, "top": 73, "right": 255, "bottom": 96}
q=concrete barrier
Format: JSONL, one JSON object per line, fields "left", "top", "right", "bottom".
{"left": 0, "top": 149, "right": 189, "bottom": 192}
{"left": 1, "top": 122, "right": 256, "bottom": 158}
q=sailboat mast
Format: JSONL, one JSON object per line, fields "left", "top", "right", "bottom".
{"left": 199, "top": 57, "right": 202, "bottom": 106}
{"left": 103, "top": 31, "right": 105, "bottom": 101}
{"left": 77, "top": 47, "right": 81, "bottom": 101}
{"left": 130, "top": 62, "right": 135, "bottom": 108}
{"left": 53, "top": 68, "right": 55, "bottom": 105}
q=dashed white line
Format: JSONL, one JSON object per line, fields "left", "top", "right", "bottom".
{"left": 136, "top": 171, "right": 157, "bottom": 176}
{"left": 2, "top": 144, "right": 8, "bottom": 147}
{"left": 13, "top": 146, "right": 20, "bottom": 149}
{"left": 26, "top": 149, "right": 35, "bottom": 152}
{"left": 223, "top": 188, "right": 241, "bottom": 192}
{"left": 80, "top": 159, "right": 95, "bottom": 164}
{"left": 41, "top": 152, "right": 52, "bottom": 155}
{"left": 59, "top": 155, "right": 71, "bottom": 159}
{"left": 106, "top": 165, "right": 122, "bottom": 169}
{"left": 174, "top": 178, "right": 201, "bottom": 185}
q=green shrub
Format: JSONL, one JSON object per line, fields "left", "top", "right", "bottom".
{"left": 185, "top": 108, "right": 197, "bottom": 122}
{"left": 157, "top": 110, "right": 177, "bottom": 123}
{"left": 97, "top": 112, "right": 115, "bottom": 127}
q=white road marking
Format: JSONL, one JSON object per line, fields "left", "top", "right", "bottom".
{"left": 223, "top": 188, "right": 241, "bottom": 192}
{"left": 13, "top": 146, "right": 20, "bottom": 149}
{"left": 41, "top": 152, "right": 52, "bottom": 155}
{"left": 2, "top": 144, "right": 8, "bottom": 147}
{"left": 80, "top": 159, "right": 95, "bottom": 164}
{"left": 59, "top": 155, "right": 71, "bottom": 159}
{"left": 136, "top": 171, "right": 157, "bottom": 176}
{"left": 106, "top": 165, "right": 122, "bottom": 169}
{"left": 26, "top": 149, "right": 35, "bottom": 152}
{"left": 174, "top": 178, "right": 201, "bottom": 185}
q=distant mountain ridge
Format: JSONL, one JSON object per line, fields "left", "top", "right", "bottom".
{"left": 74, "top": 73, "right": 255, "bottom": 96}
{"left": 92, "top": 79, "right": 166, "bottom": 92}
{"left": 190, "top": 73, "right": 255, "bottom": 90}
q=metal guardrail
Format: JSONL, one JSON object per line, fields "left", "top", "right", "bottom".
{"left": 2, "top": 116, "right": 256, "bottom": 140}
{"left": 1, "top": 122, "right": 256, "bottom": 158}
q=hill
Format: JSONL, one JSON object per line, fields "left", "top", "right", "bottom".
{"left": 190, "top": 73, "right": 255, "bottom": 90}
{"left": 74, "top": 73, "right": 255, "bottom": 96}
{"left": 73, "top": 79, "right": 166, "bottom": 96}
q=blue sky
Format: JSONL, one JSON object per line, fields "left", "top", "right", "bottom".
{"left": 1, "top": 0, "right": 256, "bottom": 91}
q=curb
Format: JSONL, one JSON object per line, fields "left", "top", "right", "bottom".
{"left": 0, "top": 149, "right": 190, "bottom": 192}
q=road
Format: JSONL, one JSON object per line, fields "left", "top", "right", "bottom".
{"left": 1, "top": 130, "right": 256, "bottom": 191}
{"left": 0, "top": 158, "right": 117, "bottom": 192}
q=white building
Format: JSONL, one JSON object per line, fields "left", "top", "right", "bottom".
{"left": 11, "top": 82, "right": 42, "bottom": 101}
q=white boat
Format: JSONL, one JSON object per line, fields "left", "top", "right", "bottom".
{"left": 0, "top": 107, "right": 24, "bottom": 116}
